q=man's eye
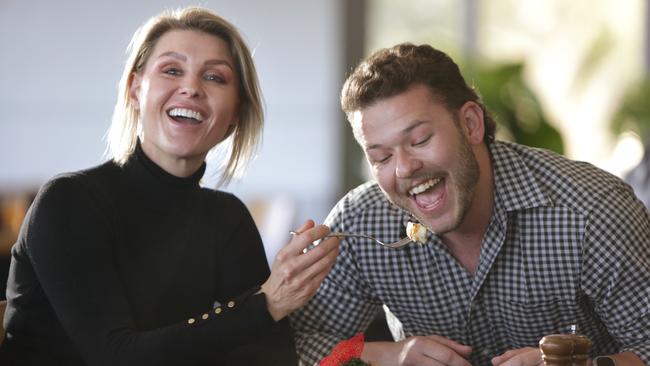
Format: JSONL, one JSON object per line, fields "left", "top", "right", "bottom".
{"left": 204, "top": 74, "right": 225, "bottom": 83}
{"left": 413, "top": 134, "right": 432, "bottom": 146}
{"left": 376, "top": 155, "right": 392, "bottom": 164}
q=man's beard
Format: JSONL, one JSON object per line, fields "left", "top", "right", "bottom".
{"left": 386, "top": 130, "right": 480, "bottom": 234}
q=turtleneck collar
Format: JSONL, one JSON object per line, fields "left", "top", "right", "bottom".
{"left": 128, "top": 140, "right": 206, "bottom": 189}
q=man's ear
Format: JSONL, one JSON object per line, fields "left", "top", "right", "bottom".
{"left": 459, "top": 101, "right": 485, "bottom": 145}
{"left": 129, "top": 73, "right": 142, "bottom": 109}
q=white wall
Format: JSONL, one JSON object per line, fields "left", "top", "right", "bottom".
{"left": 0, "top": 0, "right": 344, "bottom": 262}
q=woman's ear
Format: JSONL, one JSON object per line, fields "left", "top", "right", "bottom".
{"left": 129, "top": 73, "right": 142, "bottom": 110}
{"left": 459, "top": 101, "right": 485, "bottom": 145}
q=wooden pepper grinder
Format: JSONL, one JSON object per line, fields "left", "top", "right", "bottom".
{"left": 539, "top": 325, "right": 592, "bottom": 366}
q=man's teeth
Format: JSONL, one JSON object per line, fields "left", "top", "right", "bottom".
{"left": 168, "top": 108, "right": 204, "bottom": 122}
{"left": 409, "top": 178, "right": 441, "bottom": 196}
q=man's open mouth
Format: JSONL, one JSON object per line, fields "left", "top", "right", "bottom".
{"left": 408, "top": 177, "right": 445, "bottom": 209}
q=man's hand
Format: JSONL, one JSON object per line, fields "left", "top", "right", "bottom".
{"left": 362, "top": 335, "right": 473, "bottom": 366}
{"left": 260, "top": 220, "right": 340, "bottom": 321}
{"left": 491, "top": 347, "right": 542, "bottom": 366}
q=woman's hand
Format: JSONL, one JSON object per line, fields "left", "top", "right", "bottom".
{"left": 260, "top": 220, "right": 340, "bottom": 321}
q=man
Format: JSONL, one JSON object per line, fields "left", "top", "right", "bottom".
{"left": 290, "top": 43, "right": 650, "bottom": 366}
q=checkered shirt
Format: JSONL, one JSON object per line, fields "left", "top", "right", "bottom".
{"left": 290, "top": 141, "right": 650, "bottom": 366}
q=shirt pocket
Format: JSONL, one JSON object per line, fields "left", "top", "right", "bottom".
{"left": 484, "top": 267, "right": 585, "bottom": 350}
{"left": 498, "top": 296, "right": 580, "bottom": 347}
{"left": 488, "top": 233, "right": 584, "bottom": 348}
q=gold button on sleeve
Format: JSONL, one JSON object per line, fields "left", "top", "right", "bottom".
{"left": 227, "top": 300, "right": 235, "bottom": 308}
{"left": 187, "top": 318, "right": 196, "bottom": 324}
{"left": 201, "top": 313, "right": 209, "bottom": 320}
{"left": 214, "top": 307, "right": 222, "bottom": 314}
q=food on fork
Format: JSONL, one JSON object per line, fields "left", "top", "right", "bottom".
{"left": 406, "top": 222, "right": 427, "bottom": 244}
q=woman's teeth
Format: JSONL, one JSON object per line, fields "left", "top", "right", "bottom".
{"left": 167, "top": 108, "right": 204, "bottom": 122}
{"left": 409, "top": 178, "right": 441, "bottom": 196}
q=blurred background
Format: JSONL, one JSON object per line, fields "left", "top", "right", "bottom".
{"left": 1, "top": 0, "right": 650, "bottom": 300}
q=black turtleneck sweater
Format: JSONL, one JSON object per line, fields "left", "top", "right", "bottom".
{"left": 0, "top": 144, "right": 296, "bottom": 365}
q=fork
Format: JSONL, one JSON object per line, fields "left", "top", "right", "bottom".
{"left": 290, "top": 231, "right": 412, "bottom": 249}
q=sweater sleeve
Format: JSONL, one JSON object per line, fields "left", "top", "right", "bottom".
{"left": 214, "top": 193, "right": 271, "bottom": 299}
{"left": 213, "top": 193, "right": 298, "bottom": 365}
{"left": 14, "top": 175, "right": 293, "bottom": 366}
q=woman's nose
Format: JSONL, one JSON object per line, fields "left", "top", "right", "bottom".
{"left": 179, "top": 76, "right": 203, "bottom": 97}
{"left": 395, "top": 152, "right": 422, "bottom": 178}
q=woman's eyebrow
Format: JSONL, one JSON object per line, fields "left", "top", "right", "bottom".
{"left": 158, "top": 51, "right": 186, "bottom": 61}
{"left": 157, "top": 51, "right": 233, "bottom": 70}
{"left": 204, "top": 59, "right": 234, "bottom": 70}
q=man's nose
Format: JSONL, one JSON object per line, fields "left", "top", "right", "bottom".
{"left": 395, "top": 151, "right": 422, "bottom": 178}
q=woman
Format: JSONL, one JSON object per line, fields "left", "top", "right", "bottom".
{"left": 0, "top": 7, "right": 340, "bottom": 365}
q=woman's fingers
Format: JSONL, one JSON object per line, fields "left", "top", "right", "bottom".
{"left": 290, "top": 236, "right": 340, "bottom": 289}
{"left": 294, "top": 233, "right": 339, "bottom": 269}
{"left": 276, "top": 235, "right": 340, "bottom": 295}
{"left": 281, "top": 222, "right": 330, "bottom": 257}
{"left": 292, "top": 219, "right": 315, "bottom": 235}
{"left": 263, "top": 221, "right": 341, "bottom": 320}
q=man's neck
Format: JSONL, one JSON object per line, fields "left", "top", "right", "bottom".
{"left": 442, "top": 143, "right": 494, "bottom": 275}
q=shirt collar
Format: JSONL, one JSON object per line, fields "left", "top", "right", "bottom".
{"left": 490, "top": 141, "right": 552, "bottom": 212}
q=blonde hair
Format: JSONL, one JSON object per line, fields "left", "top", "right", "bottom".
{"left": 107, "top": 7, "right": 263, "bottom": 186}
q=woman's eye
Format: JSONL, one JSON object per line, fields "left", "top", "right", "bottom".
{"left": 163, "top": 68, "right": 182, "bottom": 76}
{"left": 413, "top": 134, "right": 432, "bottom": 146}
{"left": 204, "top": 74, "right": 225, "bottom": 83}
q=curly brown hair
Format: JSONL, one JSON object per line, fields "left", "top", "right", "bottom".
{"left": 341, "top": 43, "right": 495, "bottom": 144}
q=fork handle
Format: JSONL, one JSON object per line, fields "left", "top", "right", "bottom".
{"left": 326, "top": 232, "right": 374, "bottom": 240}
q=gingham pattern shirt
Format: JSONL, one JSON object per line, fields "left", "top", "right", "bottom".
{"left": 290, "top": 141, "right": 650, "bottom": 366}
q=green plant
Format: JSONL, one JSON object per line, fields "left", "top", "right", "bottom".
{"left": 468, "top": 62, "right": 565, "bottom": 154}
{"left": 611, "top": 78, "right": 650, "bottom": 146}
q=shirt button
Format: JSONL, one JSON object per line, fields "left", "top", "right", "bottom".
{"left": 214, "top": 307, "right": 222, "bottom": 314}
{"left": 201, "top": 313, "right": 209, "bottom": 320}
{"left": 187, "top": 318, "right": 196, "bottom": 324}
{"left": 227, "top": 300, "right": 236, "bottom": 308}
